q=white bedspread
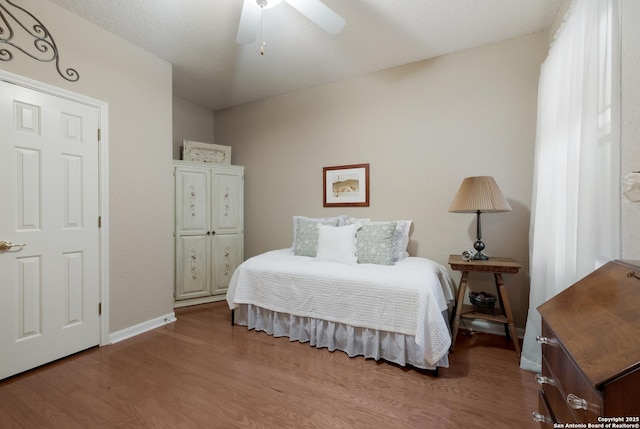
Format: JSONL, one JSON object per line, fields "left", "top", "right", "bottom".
{"left": 226, "top": 249, "right": 456, "bottom": 366}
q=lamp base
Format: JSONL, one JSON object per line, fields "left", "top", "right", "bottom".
{"left": 473, "top": 240, "right": 488, "bottom": 260}
{"left": 473, "top": 252, "right": 488, "bottom": 261}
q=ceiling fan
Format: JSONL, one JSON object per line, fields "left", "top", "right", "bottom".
{"left": 236, "top": 0, "right": 346, "bottom": 46}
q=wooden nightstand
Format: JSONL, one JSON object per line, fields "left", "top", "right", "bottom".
{"left": 448, "top": 254, "right": 522, "bottom": 356}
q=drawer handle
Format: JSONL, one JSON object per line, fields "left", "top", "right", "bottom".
{"left": 531, "top": 412, "right": 552, "bottom": 423}
{"left": 536, "top": 335, "right": 558, "bottom": 346}
{"left": 566, "top": 393, "right": 601, "bottom": 413}
{"left": 535, "top": 374, "right": 557, "bottom": 386}
{"left": 567, "top": 393, "right": 588, "bottom": 410}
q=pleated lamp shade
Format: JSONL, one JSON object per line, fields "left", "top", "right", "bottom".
{"left": 449, "top": 176, "right": 512, "bottom": 213}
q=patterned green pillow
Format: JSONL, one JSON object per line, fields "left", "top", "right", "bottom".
{"left": 293, "top": 218, "right": 340, "bottom": 256}
{"left": 356, "top": 222, "right": 397, "bottom": 265}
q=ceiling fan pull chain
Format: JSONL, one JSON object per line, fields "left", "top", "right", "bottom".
{"left": 260, "top": 4, "right": 266, "bottom": 55}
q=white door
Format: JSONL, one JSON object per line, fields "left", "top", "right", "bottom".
{"left": 0, "top": 80, "right": 101, "bottom": 380}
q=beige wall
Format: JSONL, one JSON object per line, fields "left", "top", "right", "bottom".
{"left": 215, "top": 32, "right": 548, "bottom": 330}
{"left": 0, "top": 0, "right": 175, "bottom": 333}
{"left": 621, "top": 0, "right": 640, "bottom": 259}
{"left": 172, "top": 96, "right": 215, "bottom": 160}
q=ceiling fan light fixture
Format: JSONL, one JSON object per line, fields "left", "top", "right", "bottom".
{"left": 257, "top": 0, "right": 284, "bottom": 9}
{"left": 236, "top": 0, "right": 345, "bottom": 46}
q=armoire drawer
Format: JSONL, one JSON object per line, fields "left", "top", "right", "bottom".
{"left": 540, "top": 321, "right": 602, "bottom": 423}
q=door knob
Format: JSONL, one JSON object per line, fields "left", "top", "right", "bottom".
{"left": 0, "top": 241, "right": 26, "bottom": 251}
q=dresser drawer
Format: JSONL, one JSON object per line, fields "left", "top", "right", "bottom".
{"left": 541, "top": 321, "right": 602, "bottom": 423}
{"left": 539, "top": 357, "right": 575, "bottom": 423}
{"left": 535, "top": 389, "right": 556, "bottom": 428}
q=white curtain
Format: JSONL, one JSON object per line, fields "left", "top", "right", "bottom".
{"left": 520, "top": 0, "right": 620, "bottom": 372}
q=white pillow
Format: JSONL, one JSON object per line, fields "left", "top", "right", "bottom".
{"left": 316, "top": 223, "right": 361, "bottom": 265}
{"left": 392, "top": 220, "right": 412, "bottom": 261}
{"left": 291, "top": 215, "right": 345, "bottom": 249}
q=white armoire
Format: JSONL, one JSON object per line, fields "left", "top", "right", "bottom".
{"left": 173, "top": 161, "right": 244, "bottom": 307}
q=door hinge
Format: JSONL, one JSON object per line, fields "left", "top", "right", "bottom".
{"left": 98, "top": 128, "right": 101, "bottom": 141}
{"left": 98, "top": 302, "right": 102, "bottom": 315}
{"left": 98, "top": 216, "right": 102, "bottom": 228}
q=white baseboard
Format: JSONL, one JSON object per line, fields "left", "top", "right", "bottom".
{"left": 460, "top": 319, "right": 525, "bottom": 339}
{"left": 173, "top": 294, "right": 225, "bottom": 308}
{"left": 108, "top": 312, "right": 177, "bottom": 345}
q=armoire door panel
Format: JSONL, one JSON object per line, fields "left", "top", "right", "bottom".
{"left": 176, "top": 168, "right": 210, "bottom": 234}
{"left": 175, "top": 235, "right": 211, "bottom": 300}
{"left": 212, "top": 233, "right": 243, "bottom": 295}
{"left": 212, "top": 171, "right": 243, "bottom": 232}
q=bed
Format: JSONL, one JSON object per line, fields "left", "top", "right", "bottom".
{"left": 226, "top": 216, "right": 457, "bottom": 370}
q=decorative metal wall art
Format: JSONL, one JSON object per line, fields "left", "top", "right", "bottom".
{"left": 0, "top": 0, "right": 79, "bottom": 81}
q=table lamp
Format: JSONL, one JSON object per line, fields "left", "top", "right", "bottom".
{"left": 449, "top": 176, "right": 511, "bottom": 260}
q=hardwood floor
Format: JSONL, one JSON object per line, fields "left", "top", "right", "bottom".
{"left": 0, "top": 302, "right": 539, "bottom": 428}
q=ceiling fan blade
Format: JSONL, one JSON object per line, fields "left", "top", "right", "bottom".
{"left": 285, "top": 0, "right": 346, "bottom": 35}
{"left": 236, "top": 0, "right": 262, "bottom": 44}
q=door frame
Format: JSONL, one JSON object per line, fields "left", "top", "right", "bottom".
{"left": 0, "top": 69, "right": 110, "bottom": 346}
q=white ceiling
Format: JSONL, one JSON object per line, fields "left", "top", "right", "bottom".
{"left": 48, "top": 0, "right": 562, "bottom": 111}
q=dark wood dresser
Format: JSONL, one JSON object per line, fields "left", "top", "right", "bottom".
{"left": 533, "top": 260, "right": 640, "bottom": 427}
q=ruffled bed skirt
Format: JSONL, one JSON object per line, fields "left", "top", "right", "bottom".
{"left": 233, "top": 304, "right": 449, "bottom": 370}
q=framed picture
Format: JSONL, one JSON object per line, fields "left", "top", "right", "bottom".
{"left": 182, "top": 140, "right": 231, "bottom": 165}
{"left": 323, "top": 163, "right": 370, "bottom": 207}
